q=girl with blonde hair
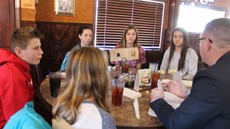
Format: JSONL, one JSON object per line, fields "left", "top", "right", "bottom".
{"left": 52, "top": 47, "right": 116, "bottom": 129}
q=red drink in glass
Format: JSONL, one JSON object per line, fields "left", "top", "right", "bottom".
{"left": 151, "top": 72, "right": 160, "bottom": 89}
{"left": 111, "top": 79, "right": 125, "bottom": 106}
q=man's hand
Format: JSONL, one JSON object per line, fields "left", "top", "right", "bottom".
{"left": 164, "top": 80, "right": 189, "bottom": 99}
{"left": 150, "top": 80, "right": 164, "bottom": 102}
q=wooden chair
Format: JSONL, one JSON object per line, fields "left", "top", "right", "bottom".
{"left": 30, "top": 65, "right": 44, "bottom": 88}
{"left": 30, "top": 65, "right": 53, "bottom": 125}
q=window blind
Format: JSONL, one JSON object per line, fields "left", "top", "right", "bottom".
{"left": 95, "top": 0, "right": 166, "bottom": 50}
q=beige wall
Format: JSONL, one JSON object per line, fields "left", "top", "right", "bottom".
{"left": 21, "top": 0, "right": 230, "bottom": 23}
{"left": 21, "top": 0, "right": 36, "bottom": 21}
{"left": 179, "top": 0, "right": 230, "bottom": 17}
{"left": 215, "top": 0, "right": 230, "bottom": 17}
{"left": 35, "top": 0, "right": 94, "bottom": 23}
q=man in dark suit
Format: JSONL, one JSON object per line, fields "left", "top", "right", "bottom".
{"left": 150, "top": 18, "right": 230, "bottom": 129}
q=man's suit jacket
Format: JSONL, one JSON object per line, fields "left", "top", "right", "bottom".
{"left": 150, "top": 52, "right": 230, "bottom": 129}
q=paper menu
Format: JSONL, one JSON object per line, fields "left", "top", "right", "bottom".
{"left": 134, "top": 69, "right": 152, "bottom": 91}
{"left": 139, "top": 69, "right": 151, "bottom": 86}
{"left": 110, "top": 47, "right": 139, "bottom": 62}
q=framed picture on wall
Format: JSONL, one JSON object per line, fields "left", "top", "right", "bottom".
{"left": 55, "top": 0, "right": 75, "bottom": 15}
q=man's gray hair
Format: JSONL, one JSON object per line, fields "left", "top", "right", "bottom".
{"left": 203, "top": 18, "right": 230, "bottom": 48}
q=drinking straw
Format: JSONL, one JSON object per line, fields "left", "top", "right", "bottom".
{"left": 153, "top": 61, "right": 159, "bottom": 74}
{"left": 157, "top": 79, "right": 160, "bottom": 90}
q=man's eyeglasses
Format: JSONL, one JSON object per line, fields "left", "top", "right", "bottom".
{"left": 197, "top": 37, "right": 213, "bottom": 43}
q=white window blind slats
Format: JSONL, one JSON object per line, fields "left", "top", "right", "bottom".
{"left": 95, "top": 0, "right": 165, "bottom": 50}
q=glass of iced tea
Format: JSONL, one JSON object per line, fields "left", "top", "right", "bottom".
{"left": 121, "top": 57, "right": 129, "bottom": 73}
{"left": 111, "top": 79, "right": 125, "bottom": 106}
{"left": 151, "top": 71, "right": 160, "bottom": 89}
{"left": 49, "top": 71, "right": 65, "bottom": 97}
{"left": 122, "top": 64, "right": 129, "bottom": 73}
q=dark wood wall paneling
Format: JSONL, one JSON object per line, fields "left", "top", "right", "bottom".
{"left": 142, "top": 51, "right": 164, "bottom": 70}
{"left": 36, "top": 22, "right": 92, "bottom": 77}
{"left": 20, "top": 21, "right": 36, "bottom": 28}
{"left": 188, "top": 32, "right": 200, "bottom": 56}
{"left": 0, "top": 0, "right": 15, "bottom": 48}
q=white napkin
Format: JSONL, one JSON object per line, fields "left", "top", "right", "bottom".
{"left": 123, "top": 87, "right": 141, "bottom": 99}
{"left": 133, "top": 98, "right": 140, "bottom": 119}
{"left": 161, "top": 79, "right": 170, "bottom": 84}
{"left": 164, "top": 91, "right": 184, "bottom": 103}
{"left": 148, "top": 91, "right": 184, "bottom": 117}
{"left": 161, "top": 79, "right": 192, "bottom": 88}
{"left": 122, "top": 88, "right": 141, "bottom": 119}
{"left": 182, "top": 80, "right": 192, "bottom": 88}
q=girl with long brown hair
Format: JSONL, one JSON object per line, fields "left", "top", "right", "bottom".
{"left": 160, "top": 27, "right": 198, "bottom": 80}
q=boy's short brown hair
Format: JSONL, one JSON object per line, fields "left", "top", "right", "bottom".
{"left": 10, "top": 27, "right": 42, "bottom": 52}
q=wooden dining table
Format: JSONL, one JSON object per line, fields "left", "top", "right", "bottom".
{"left": 38, "top": 77, "right": 165, "bottom": 129}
